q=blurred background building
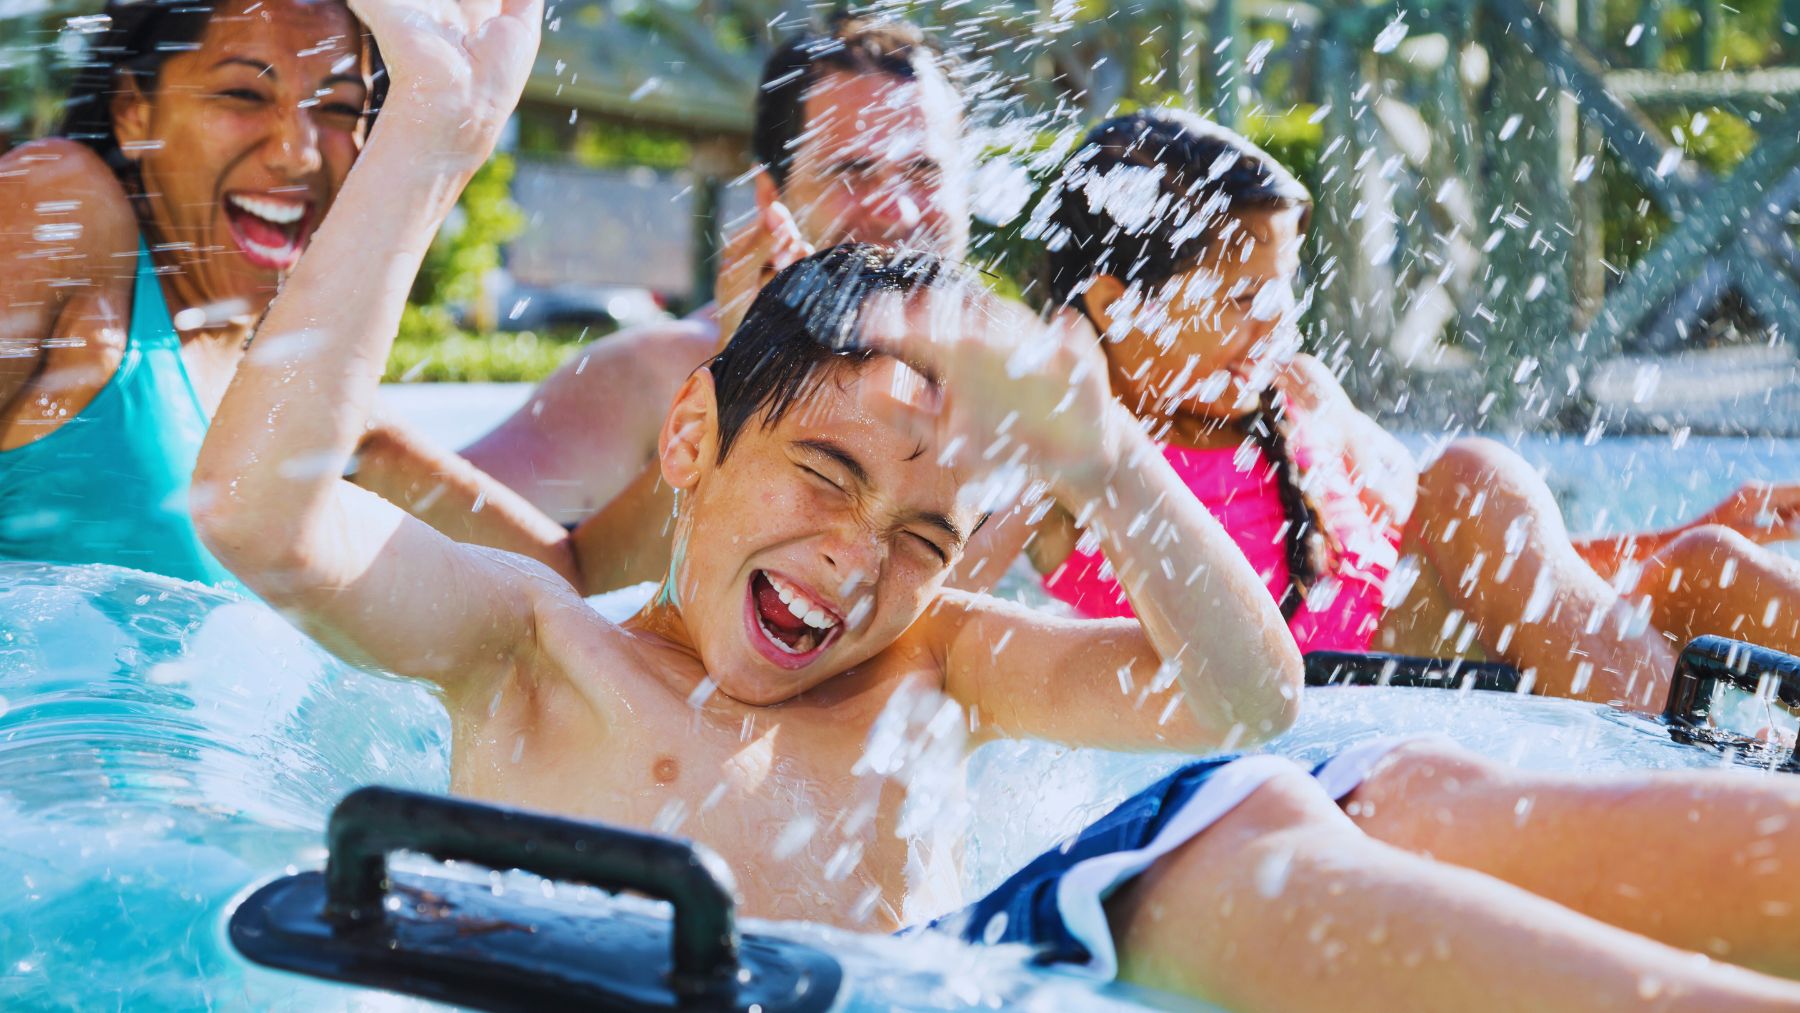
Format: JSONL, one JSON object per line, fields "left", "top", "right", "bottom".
{"left": 7, "top": 0, "right": 1800, "bottom": 433}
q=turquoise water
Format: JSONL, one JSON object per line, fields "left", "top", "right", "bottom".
{"left": 3, "top": 562, "right": 1774, "bottom": 1011}
{"left": 5, "top": 431, "right": 1798, "bottom": 1011}
{"left": 0, "top": 563, "right": 1178, "bottom": 1011}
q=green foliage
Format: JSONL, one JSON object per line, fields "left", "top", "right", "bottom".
{"left": 515, "top": 108, "right": 693, "bottom": 169}
{"left": 386, "top": 308, "right": 582, "bottom": 382}
{"left": 410, "top": 154, "right": 524, "bottom": 307}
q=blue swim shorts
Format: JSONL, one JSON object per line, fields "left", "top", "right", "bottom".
{"left": 928, "top": 736, "right": 1419, "bottom": 980}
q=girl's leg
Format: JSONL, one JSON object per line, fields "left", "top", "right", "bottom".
{"left": 1108, "top": 764, "right": 1800, "bottom": 1011}
{"left": 1632, "top": 524, "right": 1800, "bottom": 657}
{"left": 1377, "top": 437, "right": 1674, "bottom": 710}
{"left": 1348, "top": 740, "right": 1800, "bottom": 979}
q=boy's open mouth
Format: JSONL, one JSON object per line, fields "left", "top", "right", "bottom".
{"left": 223, "top": 192, "right": 316, "bottom": 271}
{"left": 744, "top": 570, "right": 843, "bottom": 668}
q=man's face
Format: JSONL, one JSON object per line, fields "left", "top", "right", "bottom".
{"left": 119, "top": 0, "right": 369, "bottom": 304}
{"left": 780, "top": 69, "right": 969, "bottom": 258}
{"left": 671, "top": 357, "right": 980, "bottom": 705}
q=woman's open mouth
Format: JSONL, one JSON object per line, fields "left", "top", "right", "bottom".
{"left": 223, "top": 192, "right": 316, "bottom": 271}
{"left": 743, "top": 570, "right": 843, "bottom": 669}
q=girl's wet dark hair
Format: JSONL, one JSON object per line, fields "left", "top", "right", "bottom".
{"left": 1045, "top": 108, "right": 1327, "bottom": 619}
{"left": 1044, "top": 107, "right": 1311, "bottom": 309}
{"left": 56, "top": 0, "right": 384, "bottom": 185}
{"left": 710, "top": 243, "right": 961, "bottom": 460}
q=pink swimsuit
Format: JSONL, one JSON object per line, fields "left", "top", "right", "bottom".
{"left": 1043, "top": 437, "right": 1400, "bottom": 652}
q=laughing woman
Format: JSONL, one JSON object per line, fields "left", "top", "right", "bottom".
{"left": 0, "top": 0, "right": 385, "bottom": 582}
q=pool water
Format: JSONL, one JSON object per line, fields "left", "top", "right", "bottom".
{"left": 5, "top": 559, "right": 1780, "bottom": 1011}
{"left": 0, "top": 563, "right": 1176, "bottom": 1011}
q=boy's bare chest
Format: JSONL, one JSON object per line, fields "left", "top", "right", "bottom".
{"left": 452, "top": 665, "right": 962, "bottom": 930}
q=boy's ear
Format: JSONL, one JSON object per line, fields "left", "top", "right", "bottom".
{"left": 110, "top": 76, "right": 153, "bottom": 163}
{"left": 659, "top": 367, "right": 721, "bottom": 491}
{"left": 1078, "top": 275, "right": 1127, "bottom": 337}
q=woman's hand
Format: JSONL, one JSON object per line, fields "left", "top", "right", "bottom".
{"left": 348, "top": 0, "right": 541, "bottom": 172}
{"left": 1696, "top": 481, "right": 1800, "bottom": 545}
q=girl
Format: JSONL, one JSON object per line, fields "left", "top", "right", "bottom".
{"left": 980, "top": 107, "right": 1800, "bottom": 710}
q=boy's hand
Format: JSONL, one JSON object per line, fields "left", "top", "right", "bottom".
{"left": 857, "top": 288, "right": 1125, "bottom": 498}
{"left": 714, "top": 199, "right": 814, "bottom": 342}
{"left": 347, "top": 0, "right": 541, "bottom": 174}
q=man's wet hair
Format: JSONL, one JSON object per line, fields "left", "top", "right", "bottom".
{"left": 56, "top": 0, "right": 385, "bottom": 184}
{"left": 752, "top": 15, "right": 952, "bottom": 191}
{"left": 1042, "top": 108, "right": 1327, "bottom": 619}
{"left": 709, "top": 243, "right": 962, "bottom": 460}
{"left": 1044, "top": 107, "right": 1312, "bottom": 308}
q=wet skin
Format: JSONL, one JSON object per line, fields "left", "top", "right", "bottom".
{"left": 1084, "top": 207, "right": 1307, "bottom": 444}
{"left": 436, "top": 62, "right": 975, "bottom": 588}
{"left": 774, "top": 68, "right": 970, "bottom": 256}
{"left": 405, "top": 356, "right": 1260, "bottom": 928}
{"left": 0, "top": 0, "right": 368, "bottom": 449}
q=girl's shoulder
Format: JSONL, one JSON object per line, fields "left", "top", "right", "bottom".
{"left": 1277, "top": 354, "right": 1419, "bottom": 528}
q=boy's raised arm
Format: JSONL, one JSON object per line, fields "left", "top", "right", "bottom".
{"left": 870, "top": 294, "right": 1303, "bottom": 752}
{"left": 192, "top": 0, "right": 553, "bottom": 691}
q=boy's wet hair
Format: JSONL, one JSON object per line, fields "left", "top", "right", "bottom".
{"left": 710, "top": 243, "right": 961, "bottom": 460}
{"left": 1044, "top": 107, "right": 1311, "bottom": 308}
{"left": 1044, "top": 109, "right": 1328, "bottom": 619}
{"left": 56, "top": 0, "right": 384, "bottom": 184}
{"left": 753, "top": 14, "right": 953, "bottom": 191}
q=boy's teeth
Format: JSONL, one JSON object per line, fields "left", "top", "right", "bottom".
{"left": 767, "top": 572, "right": 836, "bottom": 628}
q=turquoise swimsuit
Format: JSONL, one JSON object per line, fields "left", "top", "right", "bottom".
{"left": 0, "top": 239, "right": 235, "bottom": 586}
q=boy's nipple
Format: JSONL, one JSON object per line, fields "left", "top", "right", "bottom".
{"left": 652, "top": 755, "right": 681, "bottom": 785}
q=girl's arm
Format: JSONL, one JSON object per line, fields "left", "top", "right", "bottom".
{"left": 192, "top": 0, "right": 557, "bottom": 693}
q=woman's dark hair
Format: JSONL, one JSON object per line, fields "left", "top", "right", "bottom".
{"left": 710, "top": 242, "right": 962, "bottom": 460}
{"left": 56, "top": 0, "right": 384, "bottom": 185}
{"left": 1044, "top": 108, "right": 1327, "bottom": 619}
{"left": 752, "top": 14, "right": 950, "bottom": 191}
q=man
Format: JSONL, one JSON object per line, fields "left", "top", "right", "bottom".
{"left": 351, "top": 16, "right": 970, "bottom": 594}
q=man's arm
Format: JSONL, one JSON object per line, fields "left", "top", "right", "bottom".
{"left": 192, "top": 0, "right": 555, "bottom": 695}
{"left": 349, "top": 417, "right": 580, "bottom": 586}
{"left": 459, "top": 320, "right": 716, "bottom": 524}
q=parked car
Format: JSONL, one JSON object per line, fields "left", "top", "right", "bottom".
{"left": 461, "top": 269, "right": 671, "bottom": 334}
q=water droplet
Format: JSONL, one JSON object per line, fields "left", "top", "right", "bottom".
{"left": 1372, "top": 17, "right": 1409, "bottom": 54}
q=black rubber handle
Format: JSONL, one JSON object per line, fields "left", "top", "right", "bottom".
{"left": 322, "top": 786, "right": 740, "bottom": 998}
{"left": 1303, "top": 651, "right": 1523, "bottom": 693}
{"left": 1665, "top": 636, "right": 1800, "bottom": 767}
